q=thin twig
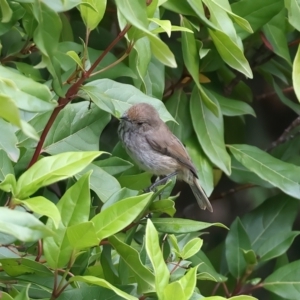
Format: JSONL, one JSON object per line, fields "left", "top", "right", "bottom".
{"left": 35, "top": 239, "right": 43, "bottom": 262}
{"left": 27, "top": 24, "right": 131, "bottom": 168}
{"left": 256, "top": 86, "right": 294, "bottom": 101}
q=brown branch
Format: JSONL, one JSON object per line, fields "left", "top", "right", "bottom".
{"left": 27, "top": 24, "right": 131, "bottom": 168}
{"left": 211, "top": 183, "right": 255, "bottom": 201}
{"left": 35, "top": 239, "right": 43, "bottom": 262}
{"left": 256, "top": 86, "right": 294, "bottom": 101}
{"left": 266, "top": 116, "right": 300, "bottom": 152}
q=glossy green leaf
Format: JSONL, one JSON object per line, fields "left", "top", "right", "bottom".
{"left": 16, "top": 151, "right": 102, "bottom": 199}
{"left": 145, "top": 219, "right": 169, "bottom": 298}
{"left": 232, "top": 0, "right": 284, "bottom": 39}
{"left": 80, "top": 0, "right": 107, "bottom": 30}
{"left": 242, "top": 195, "right": 299, "bottom": 259}
{"left": 170, "top": 266, "right": 198, "bottom": 300}
{"left": 206, "top": 0, "right": 253, "bottom": 33}
{"left": 116, "top": 0, "right": 176, "bottom": 67}
{"left": 225, "top": 218, "right": 252, "bottom": 278}
{"left": 149, "top": 18, "right": 172, "bottom": 36}
{"left": 94, "top": 157, "right": 133, "bottom": 176}
{"left": 181, "top": 238, "right": 203, "bottom": 260}
{"left": 166, "top": 89, "right": 193, "bottom": 143}
{"left": 69, "top": 276, "right": 138, "bottom": 300}
{"left": 0, "top": 66, "right": 53, "bottom": 102}
{"left": 0, "top": 173, "right": 17, "bottom": 194}
{"left": 229, "top": 144, "right": 300, "bottom": 199}
{"left": 293, "top": 45, "right": 300, "bottom": 103}
{"left": 263, "top": 9, "right": 291, "bottom": 64}
{"left": 92, "top": 193, "right": 153, "bottom": 241}
{"left": 189, "top": 250, "right": 227, "bottom": 282}
{"left": 181, "top": 17, "right": 218, "bottom": 114}
{"left": 191, "top": 86, "right": 231, "bottom": 175}
{"left": 0, "top": 292, "right": 13, "bottom": 300}
{"left": 0, "top": 78, "right": 55, "bottom": 112}
{"left": 0, "top": 0, "right": 13, "bottom": 23}
{"left": 264, "top": 260, "right": 300, "bottom": 300}
{"left": 80, "top": 79, "right": 175, "bottom": 122}
{"left": 204, "top": 296, "right": 257, "bottom": 300}
{"left": 66, "top": 50, "right": 84, "bottom": 70}
{"left": 148, "top": 218, "right": 227, "bottom": 233}
{"left": 209, "top": 29, "right": 252, "bottom": 78}
{"left": 14, "top": 285, "right": 30, "bottom": 300}
{"left": 163, "top": 281, "right": 184, "bottom": 300}
{"left": 118, "top": 172, "right": 152, "bottom": 191}
{"left": 44, "top": 103, "right": 110, "bottom": 155}
{"left": 76, "top": 162, "right": 121, "bottom": 203}
{"left": 42, "top": 0, "right": 82, "bottom": 12}
{"left": 0, "top": 257, "right": 52, "bottom": 277}
{"left": 285, "top": 0, "right": 300, "bottom": 31}
{"left": 0, "top": 118, "right": 19, "bottom": 162}
{"left": 67, "top": 221, "right": 99, "bottom": 249}
{"left": 44, "top": 172, "right": 92, "bottom": 268}
{"left": 185, "top": 136, "right": 214, "bottom": 196}
{"left": 212, "top": 91, "right": 256, "bottom": 117}
{"left": 149, "top": 199, "right": 176, "bottom": 217}
{"left": 0, "top": 150, "right": 14, "bottom": 182}
{"left": 109, "top": 235, "right": 155, "bottom": 293}
{"left": 0, "top": 208, "right": 53, "bottom": 242}
{"left": 16, "top": 196, "right": 61, "bottom": 229}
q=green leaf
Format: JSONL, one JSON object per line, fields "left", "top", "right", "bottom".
{"left": 191, "top": 86, "right": 231, "bottom": 175}
{"left": 79, "top": 0, "right": 107, "bottom": 30}
{"left": 163, "top": 281, "right": 184, "bottom": 300}
{"left": 118, "top": 172, "right": 152, "bottom": 191}
{"left": 149, "top": 18, "right": 172, "bottom": 37}
{"left": 165, "top": 90, "right": 193, "bottom": 143}
{"left": 0, "top": 78, "right": 55, "bottom": 112}
{"left": 0, "top": 257, "right": 52, "bottom": 277}
{"left": 80, "top": 79, "right": 175, "bottom": 122}
{"left": 263, "top": 9, "right": 291, "bottom": 64}
{"left": 41, "top": 0, "right": 82, "bottom": 12}
{"left": 148, "top": 218, "right": 227, "bottom": 233}
{"left": 285, "top": 0, "right": 300, "bottom": 31}
{"left": 212, "top": 91, "right": 256, "bottom": 117}
{"left": 0, "top": 93, "right": 22, "bottom": 127}
{"left": 232, "top": 0, "right": 284, "bottom": 39}
{"left": 172, "top": 266, "right": 198, "bottom": 299}
{"left": 181, "top": 17, "right": 218, "bottom": 114}
{"left": 228, "top": 144, "right": 300, "bottom": 199}
{"left": 76, "top": 162, "right": 121, "bottom": 203}
{"left": 208, "top": 29, "right": 252, "bottom": 78}
{"left": 116, "top": 0, "right": 176, "bottom": 67}
{"left": 225, "top": 218, "right": 252, "bottom": 278}
{"left": 241, "top": 194, "right": 299, "bottom": 259}
{"left": 0, "top": 174, "right": 17, "bottom": 194}
{"left": 0, "top": 150, "right": 14, "bottom": 181}
{"left": 206, "top": 0, "right": 253, "bottom": 33}
{"left": 149, "top": 199, "right": 176, "bottom": 217}
{"left": 0, "top": 66, "right": 53, "bottom": 102}
{"left": 44, "top": 172, "right": 92, "bottom": 268}
{"left": 109, "top": 235, "right": 156, "bottom": 293}
{"left": 0, "top": 0, "right": 13, "bottom": 23}
{"left": 16, "top": 196, "right": 61, "bottom": 229}
{"left": 0, "top": 119, "right": 19, "bottom": 162}
{"left": 14, "top": 285, "right": 30, "bottom": 300}
{"left": 145, "top": 219, "right": 170, "bottom": 298}
{"left": 44, "top": 103, "right": 111, "bottom": 155}
{"left": 185, "top": 136, "right": 214, "bottom": 196}
{"left": 0, "top": 292, "right": 13, "bottom": 300}
{"left": 92, "top": 193, "right": 153, "bottom": 241}
{"left": 16, "top": 151, "right": 102, "bottom": 199}
{"left": 67, "top": 221, "right": 99, "bottom": 249}
{"left": 181, "top": 238, "right": 203, "bottom": 260}
{"left": 264, "top": 260, "right": 300, "bottom": 300}
{"left": 94, "top": 157, "right": 133, "bottom": 176}
{"left": 189, "top": 250, "right": 227, "bottom": 282}
{"left": 69, "top": 276, "right": 138, "bottom": 300}
{"left": 66, "top": 50, "right": 84, "bottom": 70}
{"left": 293, "top": 45, "right": 300, "bottom": 103}
{"left": 0, "top": 208, "right": 53, "bottom": 242}
{"left": 203, "top": 296, "right": 257, "bottom": 300}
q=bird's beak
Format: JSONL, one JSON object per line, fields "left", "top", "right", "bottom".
{"left": 120, "top": 116, "right": 129, "bottom": 121}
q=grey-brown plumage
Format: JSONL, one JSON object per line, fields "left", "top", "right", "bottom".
{"left": 118, "top": 103, "right": 213, "bottom": 212}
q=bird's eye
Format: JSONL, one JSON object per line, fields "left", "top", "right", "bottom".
{"left": 137, "top": 122, "right": 143, "bottom": 125}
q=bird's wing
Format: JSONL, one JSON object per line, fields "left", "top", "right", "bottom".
{"left": 145, "top": 124, "right": 198, "bottom": 177}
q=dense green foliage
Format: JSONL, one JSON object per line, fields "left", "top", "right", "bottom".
{"left": 0, "top": 0, "right": 300, "bottom": 299}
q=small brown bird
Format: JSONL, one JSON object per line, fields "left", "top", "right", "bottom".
{"left": 118, "top": 103, "right": 213, "bottom": 212}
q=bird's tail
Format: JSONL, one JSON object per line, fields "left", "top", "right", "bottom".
{"left": 190, "top": 178, "right": 213, "bottom": 212}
